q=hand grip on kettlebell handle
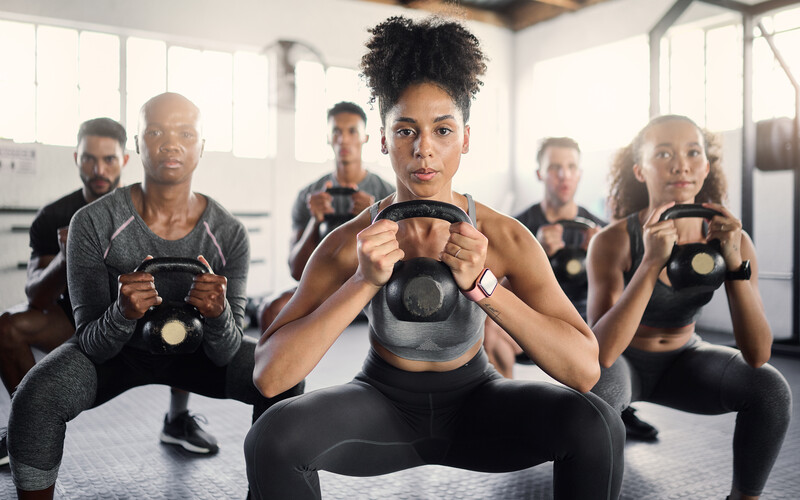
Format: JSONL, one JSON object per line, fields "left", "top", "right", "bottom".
{"left": 374, "top": 200, "right": 470, "bottom": 322}
{"left": 658, "top": 204, "right": 727, "bottom": 292}
{"left": 134, "top": 257, "right": 209, "bottom": 355}
{"left": 320, "top": 187, "right": 360, "bottom": 238}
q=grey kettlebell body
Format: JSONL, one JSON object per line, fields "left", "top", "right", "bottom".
{"left": 375, "top": 200, "right": 471, "bottom": 322}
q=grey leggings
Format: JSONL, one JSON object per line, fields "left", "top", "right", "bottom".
{"left": 591, "top": 335, "right": 791, "bottom": 496}
{"left": 7, "top": 336, "right": 304, "bottom": 491}
{"left": 245, "top": 348, "right": 625, "bottom": 500}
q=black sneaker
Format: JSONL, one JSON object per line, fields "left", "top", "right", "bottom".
{"left": 0, "top": 427, "right": 8, "bottom": 466}
{"left": 159, "top": 412, "right": 219, "bottom": 454}
{"left": 621, "top": 406, "right": 659, "bottom": 441}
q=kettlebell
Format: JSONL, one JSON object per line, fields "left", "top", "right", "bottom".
{"left": 659, "top": 204, "right": 727, "bottom": 292}
{"left": 319, "top": 186, "right": 358, "bottom": 239}
{"left": 374, "top": 200, "right": 471, "bottom": 322}
{"left": 133, "top": 257, "right": 210, "bottom": 354}
{"left": 548, "top": 217, "right": 597, "bottom": 288}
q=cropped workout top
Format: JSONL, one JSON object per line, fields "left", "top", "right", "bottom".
{"left": 623, "top": 213, "right": 714, "bottom": 329}
{"left": 364, "top": 195, "right": 486, "bottom": 362}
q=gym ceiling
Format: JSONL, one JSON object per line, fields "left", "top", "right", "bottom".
{"left": 353, "top": 0, "right": 616, "bottom": 31}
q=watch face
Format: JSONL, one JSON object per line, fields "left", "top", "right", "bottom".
{"left": 478, "top": 269, "right": 498, "bottom": 295}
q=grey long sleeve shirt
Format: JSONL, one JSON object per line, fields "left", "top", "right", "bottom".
{"left": 66, "top": 185, "right": 249, "bottom": 366}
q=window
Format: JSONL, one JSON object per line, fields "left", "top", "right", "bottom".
{"left": 0, "top": 20, "right": 35, "bottom": 142}
{"left": 0, "top": 19, "right": 270, "bottom": 158}
{"left": 661, "top": 5, "right": 800, "bottom": 131}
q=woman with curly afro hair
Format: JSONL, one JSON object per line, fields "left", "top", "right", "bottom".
{"left": 587, "top": 115, "right": 790, "bottom": 500}
{"left": 245, "top": 16, "right": 624, "bottom": 499}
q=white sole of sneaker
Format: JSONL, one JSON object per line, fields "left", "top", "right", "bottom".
{"left": 159, "top": 431, "right": 216, "bottom": 454}
{"left": 0, "top": 456, "right": 8, "bottom": 466}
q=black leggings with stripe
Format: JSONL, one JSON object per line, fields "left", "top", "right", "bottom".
{"left": 244, "top": 348, "right": 624, "bottom": 499}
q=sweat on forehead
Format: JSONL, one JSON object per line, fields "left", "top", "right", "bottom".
{"left": 138, "top": 92, "right": 203, "bottom": 131}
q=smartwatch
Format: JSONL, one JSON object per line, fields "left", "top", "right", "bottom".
{"left": 726, "top": 260, "right": 751, "bottom": 281}
{"left": 462, "top": 268, "right": 498, "bottom": 302}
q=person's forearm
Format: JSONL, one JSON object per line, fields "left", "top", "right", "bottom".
{"left": 592, "top": 264, "right": 660, "bottom": 368}
{"left": 484, "top": 285, "right": 599, "bottom": 392}
{"left": 288, "top": 220, "right": 322, "bottom": 280}
{"left": 254, "top": 273, "right": 378, "bottom": 398}
{"left": 726, "top": 280, "right": 772, "bottom": 367}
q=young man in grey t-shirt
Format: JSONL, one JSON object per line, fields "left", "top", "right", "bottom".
{"left": 258, "top": 102, "right": 394, "bottom": 330}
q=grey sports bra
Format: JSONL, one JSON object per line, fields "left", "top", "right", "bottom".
{"left": 364, "top": 195, "right": 486, "bottom": 362}
{"left": 623, "top": 212, "right": 714, "bottom": 328}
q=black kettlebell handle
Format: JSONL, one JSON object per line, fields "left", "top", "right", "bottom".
{"left": 374, "top": 200, "right": 471, "bottom": 225}
{"left": 134, "top": 257, "right": 210, "bottom": 276}
{"left": 554, "top": 217, "right": 597, "bottom": 231}
{"left": 659, "top": 204, "right": 723, "bottom": 222}
{"left": 326, "top": 186, "right": 357, "bottom": 196}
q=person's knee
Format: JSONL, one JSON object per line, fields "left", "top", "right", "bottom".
{"left": 13, "top": 343, "right": 96, "bottom": 423}
{"left": 590, "top": 361, "right": 631, "bottom": 413}
{"left": 738, "top": 362, "right": 792, "bottom": 419}
{"left": 245, "top": 398, "right": 303, "bottom": 466}
{"left": 258, "top": 289, "right": 296, "bottom": 331}
{"left": 0, "top": 310, "right": 21, "bottom": 349}
{"left": 575, "top": 390, "right": 623, "bottom": 440}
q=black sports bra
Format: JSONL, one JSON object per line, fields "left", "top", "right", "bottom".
{"left": 623, "top": 213, "right": 714, "bottom": 328}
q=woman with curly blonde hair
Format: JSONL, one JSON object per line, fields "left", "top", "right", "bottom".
{"left": 588, "top": 114, "right": 791, "bottom": 500}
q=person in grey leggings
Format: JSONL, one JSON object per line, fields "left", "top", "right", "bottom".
{"left": 587, "top": 114, "right": 791, "bottom": 500}
{"left": 8, "top": 92, "right": 303, "bottom": 499}
{"left": 246, "top": 16, "right": 624, "bottom": 500}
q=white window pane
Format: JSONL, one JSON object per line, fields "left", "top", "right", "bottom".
{"left": 199, "top": 51, "right": 233, "bottom": 151}
{"left": 706, "top": 25, "right": 742, "bottom": 131}
{"left": 127, "top": 37, "right": 166, "bottom": 149}
{"left": 233, "top": 51, "right": 269, "bottom": 158}
{"left": 37, "top": 84, "right": 79, "bottom": 146}
{"left": 774, "top": 30, "right": 800, "bottom": 89}
{"left": 753, "top": 36, "right": 796, "bottom": 122}
{"left": 168, "top": 47, "right": 233, "bottom": 151}
{"left": 80, "top": 90, "right": 121, "bottom": 123}
{"left": 0, "top": 83, "right": 35, "bottom": 142}
{"left": 80, "top": 31, "right": 119, "bottom": 90}
{"left": 668, "top": 28, "right": 706, "bottom": 125}
{"left": 773, "top": 6, "right": 800, "bottom": 32}
{"left": 294, "top": 61, "right": 327, "bottom": 162}
{"left": 37, "top": 26, "right": 78, "bottom": 86}
{"left": 0, "top": 21, "right": 35, "bottom": 142}
{"left": 37, "top": 26, "right": 79, "bottom": 145}
{"left": 0, "top": 20, "right": 35, "bottom": 84}
{"left": 168, "top": 46, "right": 203, "bottom": 104}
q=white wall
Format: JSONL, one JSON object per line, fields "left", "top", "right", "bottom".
{"left": 0, "top": 0, "right": 514, "bottom": 309}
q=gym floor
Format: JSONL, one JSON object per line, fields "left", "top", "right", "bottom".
{"left": 0, "top": 323, "right": 798, "bottom": 499}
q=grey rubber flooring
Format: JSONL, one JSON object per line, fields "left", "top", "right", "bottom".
{"left": 0, "top": 325, "right": 798, "bottom": 499}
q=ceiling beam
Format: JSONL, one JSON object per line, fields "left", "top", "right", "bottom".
{"left": 531, "top": 0, "right": 582, "bottom": 11}
{"left": 509, "top": 0, "right": 609, "bottom": 31}
{"left": 354, "top": 0, "right": 508, "bottom": 28}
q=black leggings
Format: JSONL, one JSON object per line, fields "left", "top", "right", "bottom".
{"left": 244, "top": 348, "right": 624, "bottom": 500}
{"left": 591, "top": 335, "right": 791, "bottom": 496}
{"left": 8, "top": 336, "right": 304, "bottom": 491}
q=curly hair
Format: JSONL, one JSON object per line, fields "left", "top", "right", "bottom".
{"left": 608, "top": 115, "right": 727, "bottom": 219}
{"left": 360, "top": 16, "right": 488, "bottom": 124}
